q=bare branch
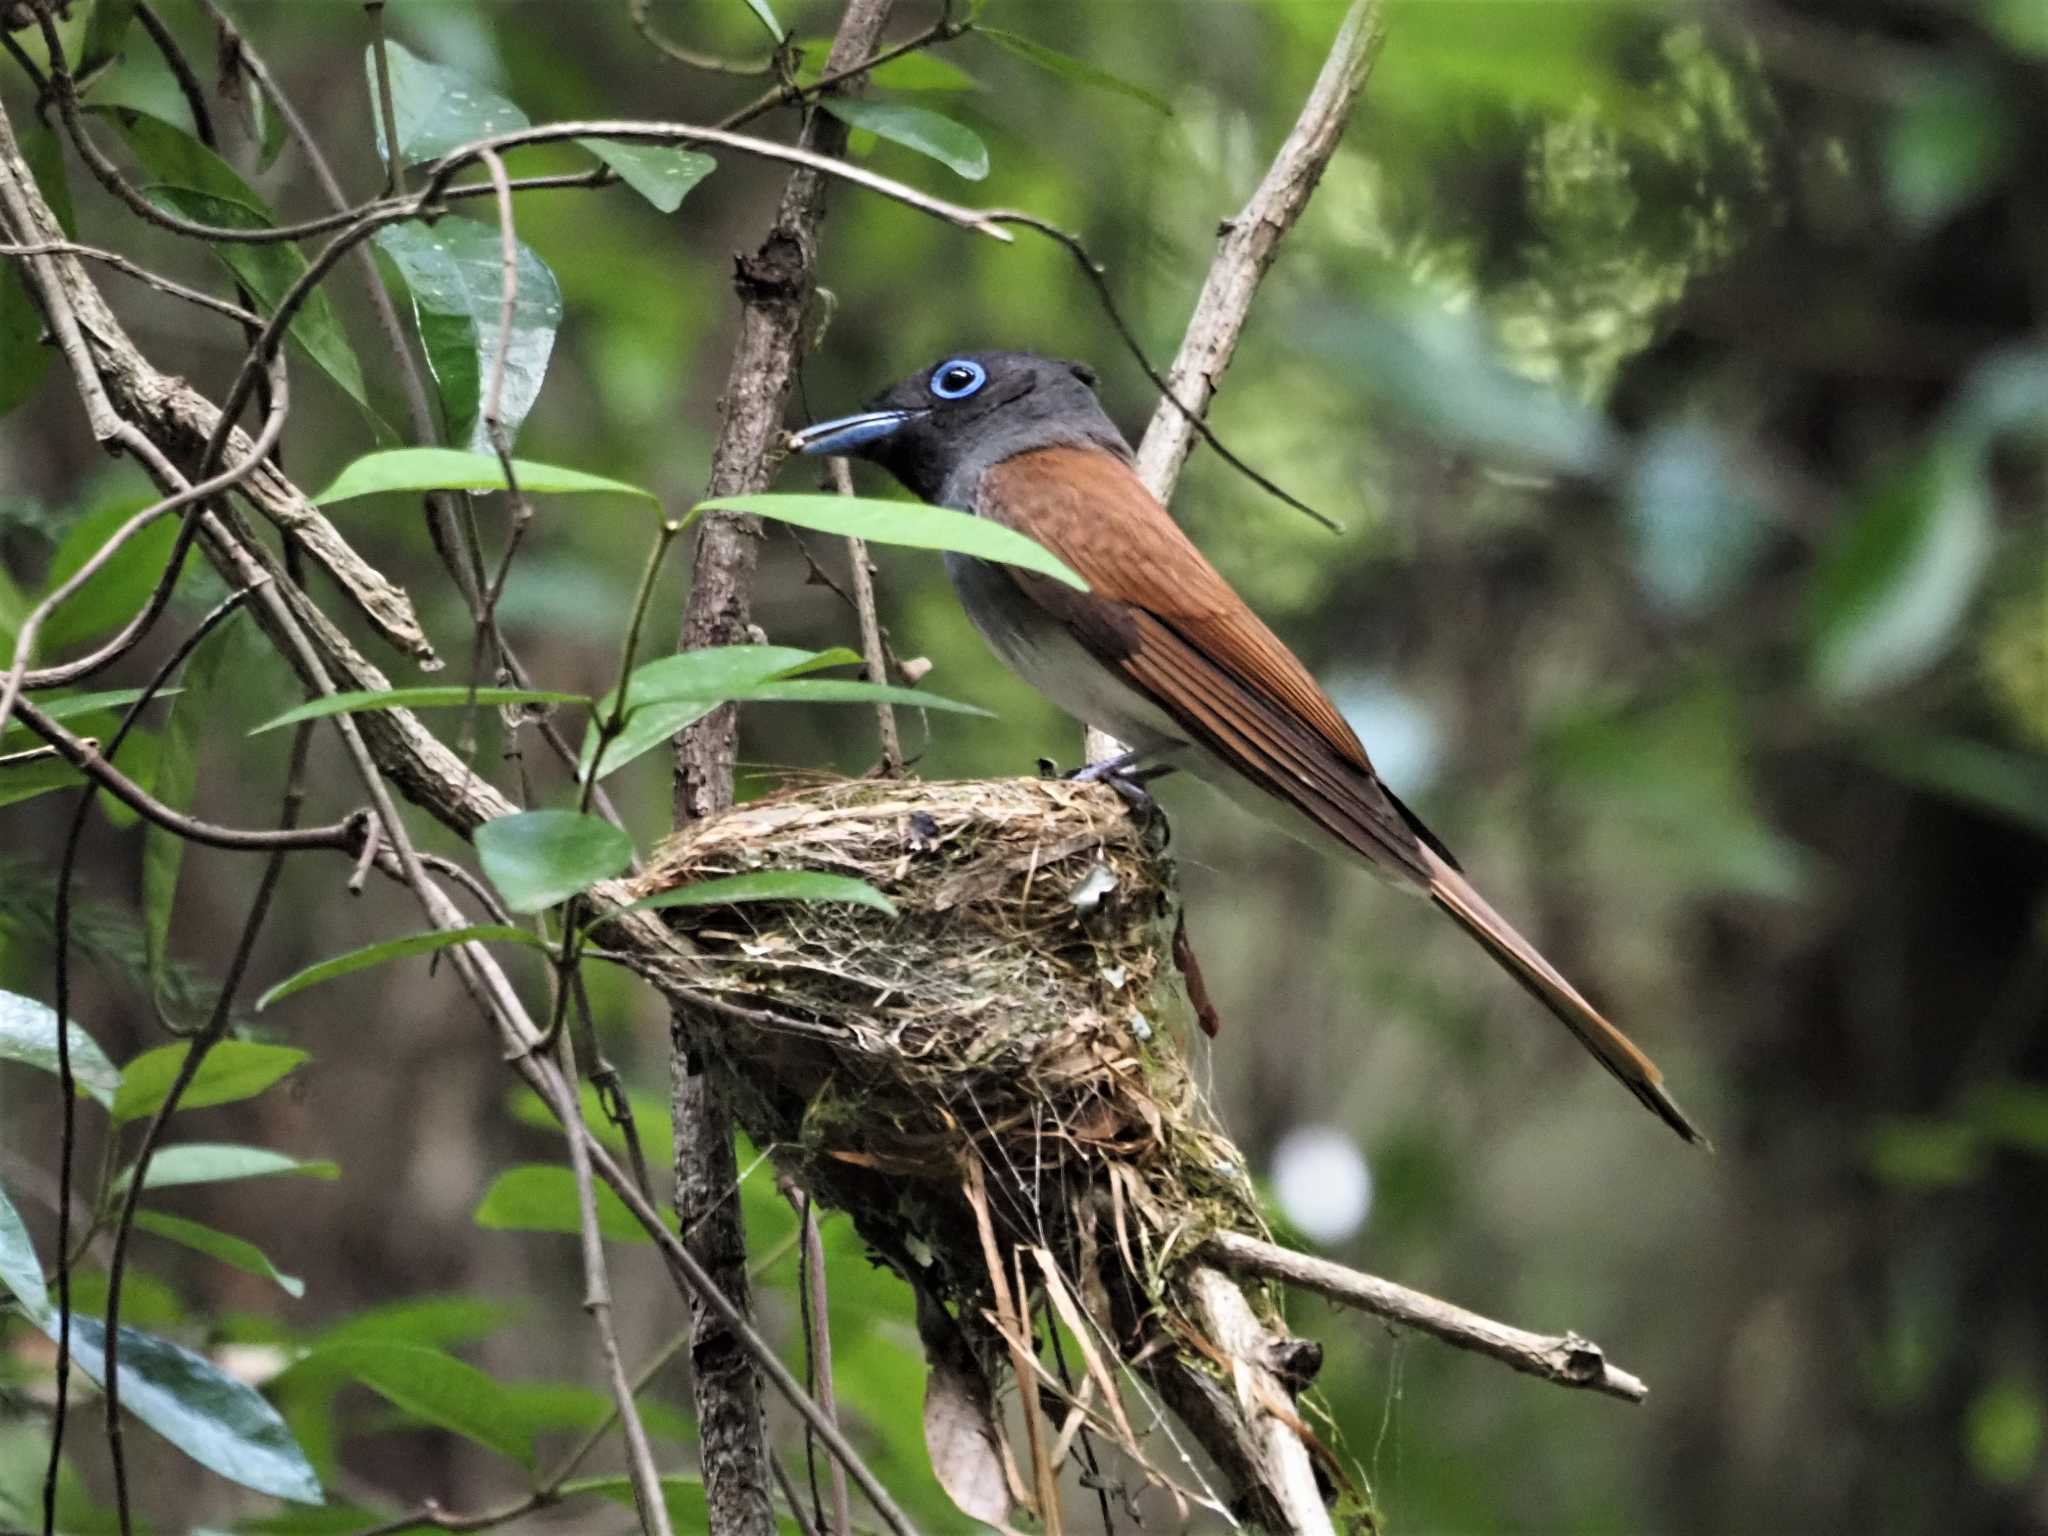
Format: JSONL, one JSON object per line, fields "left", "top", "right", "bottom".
{"left": 828, "top": 456, "right": 902, "bottom": 775}
{"left": 1202, "top": 1230, "right": 1651, "bottom": 1404}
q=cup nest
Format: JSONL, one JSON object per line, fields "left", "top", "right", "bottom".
{"left": 627, "top": 775, "right": 1279, "bottom": 1507}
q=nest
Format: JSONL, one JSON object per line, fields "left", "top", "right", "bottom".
{"left": 628, "top": 776, "right": 1318, "bottom": 1525}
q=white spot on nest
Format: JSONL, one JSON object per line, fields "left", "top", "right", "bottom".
{"left": 1067, "top": 863, "right": 1116, "bottom": 911}
{"left": 1127, "top": 1011, "right": 1151, "bottom": 1041}
{"left": 1271, "top": 1124, "right": 1372, "bottom": 1245}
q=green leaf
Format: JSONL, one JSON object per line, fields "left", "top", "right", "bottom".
{"left": 1966, "top": 1380, "right": 2046, "bottom": 1486}
{"left": 79, "top": 0, "right": 143, "bottom": 75}
{"left": 578, "top": 138, "right": 716, "bottom": 213}
{"left": 1809, "top": 448, "right": 1993, "bottom": 698}
{"left": 1865, "top": 1116, "right": 1985, "bottom": 1188}
{"left": 257, "top": 924, "right": 551, "bottom": 1011}
{"left": 373, "top": 218, "right": 562, "bottom": 452}
{"left": 794, "top": 37, "right": 980, "bottom": 92}
{"left": 977, "top": 27, "right": 1172, "bottom": 115}
{"left": 63, "top": 1315, "right": 323, "bottom": 1502}
{"left": 132, "top": 1210, "right": 305, "bottom": 1298}
{"left": 102, "top": 110, "right": 383, "bottom": 434}
{"left": 112, "top": 1040, "right": 309, "bottom": 1125}
{"left": 580, "top": 643, "right": 853, "bottom": 777}
{"left": 315, "top": 1294, "right": 519, "bottom": 1354}
{"left": 819, "top": 96, "right": 988, "bottom": 179}
{"left": 0, "top": 989, "right": 121, "bottom": 1105}
{"left": 366, "top": 41, "right": 529, "bottom": 167}
{"left": 698, "top": 493, "right": 1085, "bottom": 588}
{"left": 473, "top": 1164, "right": 650, "bottom": 1245}
{"left": 250, "top": 684, "right": 587, "bottom": 736}
{"left": 588, "top": 670, "right": 987, "bottom": 782}
{"left": 314, "top": 446, "right": 653, "bottom": 507}
{"left": 474, "top": 811, "right": 633, "bottom": 914}
{"left": 1862, "top": 734, "right": 2048, "bottom": 843}
{"left": 2, "top": 687, "right": 177, "bottom": 735}
{"left": 563, "top": 1475, "right": 791, "bottom": 1535}
{"left": 612, "top": 870, "right": 897, "bottom": 920}
{"left": 145, "top": 611, "right": 240, "bottom": 1019}
{"left": 0, "top": 1180, "right": 50, "bottom": 1318}
{"left": 738, "top": 0, "right": 786, "bottom": 43}
{"left": 34, "top": 494, "right": 183, "bottom": 653}
{"left": 0, "top": 111, "right": 69, "bottom": 419}
{"left": 115, "top": 1144, "right": 339, "bottom": 1194}
{"left": 296, "top": 1341, "right": 534, "bottom": 1468}
{"left": 1885, "top": 71, "right": 2016, "bottom": 232}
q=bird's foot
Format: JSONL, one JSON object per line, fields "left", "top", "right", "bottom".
{"left": 1057, "top": 749, "right": 1174, "bottom": 819}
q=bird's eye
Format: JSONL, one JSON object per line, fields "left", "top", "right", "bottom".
{"left": 929, "top": 359, "right": 987, "bottom": 400}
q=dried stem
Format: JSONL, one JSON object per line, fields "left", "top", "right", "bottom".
{"left": 828, "top": 456, "right": 902, "bottom": 774}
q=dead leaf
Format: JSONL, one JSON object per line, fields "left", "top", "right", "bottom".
{"left": 924, "top": 1351, "right": 1019, "bottom": 1532}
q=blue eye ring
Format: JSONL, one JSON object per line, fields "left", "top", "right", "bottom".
{"left": 929, "top": 358, "right": 987, "bottom": 400}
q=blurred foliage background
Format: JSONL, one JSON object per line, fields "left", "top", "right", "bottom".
{"left": 2, "top": 0, "right": 2046, "bottom": 1530}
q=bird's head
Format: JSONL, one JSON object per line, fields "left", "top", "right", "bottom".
{"left": 789, "top": 350, "right": 1127, "bottom": 506}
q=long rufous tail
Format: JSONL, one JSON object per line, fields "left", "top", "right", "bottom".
{"left": 1423, "top": 851, "right": 1708, "bottom": 1147}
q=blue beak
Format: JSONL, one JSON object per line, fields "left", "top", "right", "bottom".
{"left": 788, "top": 407, "right": 923, "bottom": 457}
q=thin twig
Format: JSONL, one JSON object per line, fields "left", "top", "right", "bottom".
{"left": 1201, "top": 1230, "right": 1650, "bottom": 1403}
{"left": 0, "top": 239, "right": 260, "bottom": 323}
{"left": 630, "top": 0, "right": 776, "bottom": 77}
{"left": 827, "top": 457, "right": 901, "bottom": 774}
{"left": 786, "top": 1184, "right": 853, "bottom": 1536}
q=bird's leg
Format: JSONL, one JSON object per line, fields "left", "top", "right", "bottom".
{"left": 1059, "top": 747, "right": 1177, "bottom": 816}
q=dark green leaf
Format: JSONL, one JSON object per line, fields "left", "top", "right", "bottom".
{"left": 1886, "top": 72, "right": 2016, "bottom": 232}
{"left": 978, "top": 28, "right": 1172, "bottom": 115}
{"left": 1809, "top": 448, "right": 1993, "bottom": 698}
{"left": 578, "top": 138, "right": 716, "bottom": 213}
{"left": 738, "top": 0, "right": 786, "bottom": 43}
{"left": 112, "top": 1040, "right": 310, "bottom": 1125}
{"left": 366, "top": 41, "right": 529, "bottom": 167}
{"left": 612, "top": 870, "right": 897, "bottom": 920}
{"left": 62, "top": 1316, "right": 323, "bottom": 1502}
{"left": 116, "top": 1144, "right": 340, "bottom": 1193}
{"left": 35, "top": 494, "right": 183, "bottom": 653}
{"left": 0, "top": 111, "right": 69, "bottom": 419}
{"left": 473, "top": 1164, "right": 651, "bottom": 1245}
{"left": 315, "top": 1295, "right": 519, "bottom": 1354}
{"left": 698, "top": 493, "right": 1084, "bottom": 587}
{"left": 374, "top": 219, "right": 562, "bottom": 452}
{"left": 2, "top": 687, "right": 177, "bottom": 733}
{"left": 580, "top": 643, "right": 854, "bottom": 778}
{"left": 297, "top": 1341, "right": 533, "bottom": 1467}
{"left": 145, "top": 612, "right": 240, "bottom": 1018}
{"left": 1862, "top": 734, "right": 2048, "bottom": 843}
{"left": 314, "top": 446, "right": 650, "bottom": 507}
{"left": 0, "top": 745, "right": 87, "bottom": 809}
{"left": 794, "top": 37, "right": 979, "bottom": 91}
{"left": 257, "top": 924, "right": 551, "bottom": 1011}
{"left": 251, "top": 684, "right": 588, "bottom": 736}
{"left": 0, "top": 989, "right": 121, "bottom": 1105}
{"left": 103, "top": 110, "right": 382, "bottom": 432}
{"left": 474, "top": 811, "right": 633, "bottom": 914}
{"left": 0, "top": 1180, "right": 49, "bottom": 1318}
{"left": 80, "top": 0, "right": 143, "bottom": 75}
{"left": 132, "top": 1210, "right": 304, "bottom": 1298}
{"left": 819, "top": 96, "right": 988, "bottom": 179}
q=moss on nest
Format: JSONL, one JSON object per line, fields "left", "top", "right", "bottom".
{"left": 628, "top": 775, "right": 1267, "bottom": 1391}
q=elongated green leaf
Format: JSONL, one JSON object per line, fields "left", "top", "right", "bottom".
{"left": 80, "top": 0, "right": 143, "bottom": 74}
{"left": 613, "top": 870, "right": 897, "bottom": 920}
{"left": 473, "top": 1164, "right": 649, "bottom": 1245}
{"left": 374, "top": 219, "right": 562, "bottom": 452}
{"left": 251, "top": 685, "right": 586, "bottom": 736}
{"left": 819, "top": 96, "right": 988, "bottom": 179}
{"left": 116, "top": 1144, "right": 339, "bottom": 1194}
{"left": 314, "top": 447, "right": 654, "bottom": 507}
{"left": 581, "top": 644, "right": 859, "bottom": 775}
{"left": 257, "top": 924, "right": 550, "bottom": 1011}
{"left": 63, "top": 1316, "right": 323, "bottom": 1502}
{"left": 367, "top": 41, "right": 529, "bottom": 167}
{"left": 112, "top": 1040, "right": 309, "bottom": 1125}
{"left": 0, "top": 111, "right": 69, "bottom": 419}
{"left": 795, "top": 37, "right": 979, "bottom": 91}
{"left": 0, "top": 989, "right": 121, "bottom": 1105}
{"left": 738, "top": 0, "right": 786, "bottom": 43}
{"left": 294, "top": 1341, "right": 534, "bottom": 1468}
{"left": 145, "top": 612, "right": 240, "bottom": 1020}
{"left": 699, "top": 493, "right": 1085, "bottom": 588}
{"left": 578, "top": 138, "right": 716, "bottom": 213}
{"left": 133, "top": 1210, "right": 304, "bottom": 1298}
{"left": 102, "top": 111, "right": 382, "bottom": 432}
{"left": 0, "top": 1181, "right": 49, "bottom": 1317}
{"left": 3, "top": 687, "right": 177, "bottom": 733}
{"left": 977, "top": 27, "right": 1172, "bottom": 115}
{"left": 35, "top": 494, "right": 183, "bottom": 653}
{"left": 589, "top": 675, "right": 987, "bottom": 781}
{"left": 474, "top": 811, "right": 633, "bottom": 914}
{"left": 1810, "top": 448, "right": 1993, "bottom": 698}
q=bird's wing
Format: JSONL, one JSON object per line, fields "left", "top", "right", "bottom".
{"left": 977, "top": 445, "right": 1433, "bottom": 882}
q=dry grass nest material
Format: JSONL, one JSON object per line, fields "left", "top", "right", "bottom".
{"left": 629, "top": 773, "right": 1268, "bottom": 1390}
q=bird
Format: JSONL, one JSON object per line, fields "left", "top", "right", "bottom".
{"left": 789, "top": 350, "right": 1704, "bottom": 1146}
